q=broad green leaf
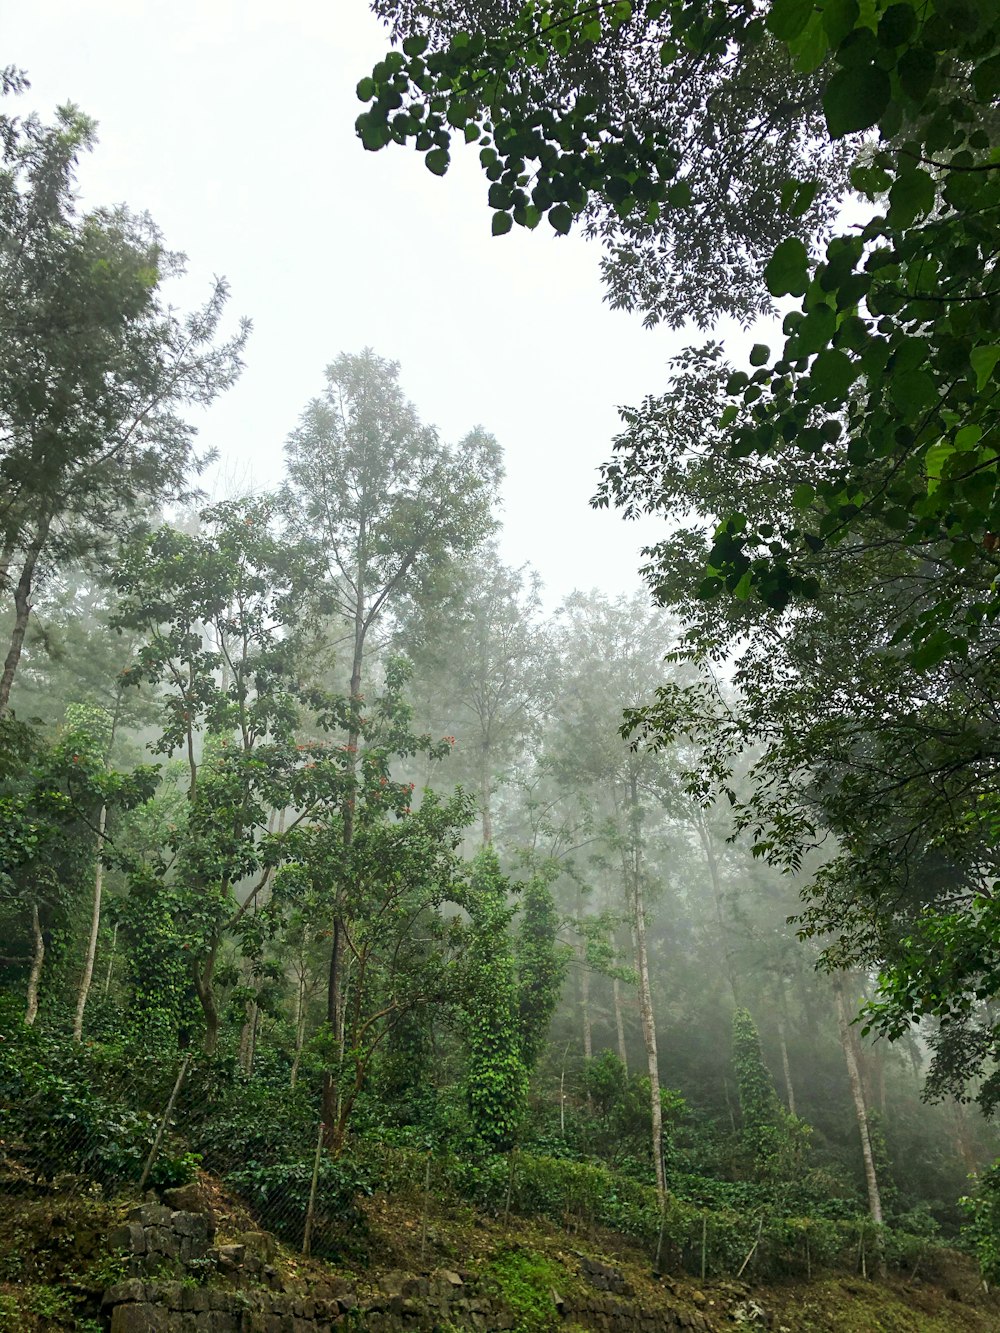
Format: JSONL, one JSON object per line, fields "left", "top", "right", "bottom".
{"left": 973, "top": 53, "right": 1000, "bottom": 101}
{"left": 765, "top": 236, "right": 809, "bottom": 297}
{"left": 766, "top": 0, "right": 814, "bottom": 41}
{"left": 792, "top": 483, "right": 816, "bottom": 508}
{"left": 888, "top": 167, "right": 936, "bottom": 226}
{"left": 425, "top": 148, "right": 450, "bottom": 176}
{"left": 810, "top": 348, "right": 858, "bottom": 402}
{"left": 877, "top": 3, "right": 916, "bottom": 47}
{"left": 823, "top": 64, "right": 890, "bottom": 137}
{"left": 971, "top": 345, "right": 1000, "bottom": 391}
{"left": 750, "top": 344, "right": 770, "bottom": 367}
{"left": 898, "top": 46, "right": 935, "bottom": 101}
{"left": 548, "top": 203, "right": 573, "bottom": 234}
{"left": 823, "top": 0, "right": 860, "bottom": 46}
{"left": 924, "top": 438, "right": 954, "bottom": 493}
{"left": 356, "top": 77, "right": 376, "bottom": 102}
{"left": 491, "top": 211, "right": 513, "bottom": 236}
{"left": 790, "top": 13, "right": 829, "bottom": 72}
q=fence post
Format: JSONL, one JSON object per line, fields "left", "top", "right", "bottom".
{"left": 701, "top": 1213, "right": 707, "bottom": 1282}
{"left": 139, "top": 1054, "right": 190, "bottom": 1193}
{"left": 419, "top": 1151, "right": 432, "bottom": 1267}
{"left": 303, "top": 1121, "right": 325, "bottom": 1258}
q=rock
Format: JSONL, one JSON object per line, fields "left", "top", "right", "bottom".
{"left": 173, "top": 1210, "right": 209, "bottom": 1239}
{"left": 103, "top": 1278, "right": 147, "bottom": 1306}
{"left": 213, "top": 1243, "right": 246, "bottom": 1271}
{"left": 162, "top": 1183, "right": 207, "bottom": 1213}
{"left": 237, "top": 1229, "right": 278, "bottom": 1262}
{"left": 110, "top": 1223, "right": 147, "bottom": 1255}
{"left": 110, "top": 1304, "right": 170, "bottom": 1333}
{"left": 439, "top": 1270, "right": 464, "bottom": 1287}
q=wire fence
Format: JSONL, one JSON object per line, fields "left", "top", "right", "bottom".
{"left": 0, "top": 1042, "right": 954, "bottom": 1280}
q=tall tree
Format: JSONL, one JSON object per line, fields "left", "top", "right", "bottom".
{"left": 404, "top": 548, "right": 549, "bottom": 843}
{"left": 0, "top": 105, "right": 247, "bottom": 714}
{"left": 281, "top": 348, "right": 501, "bottom": 1130}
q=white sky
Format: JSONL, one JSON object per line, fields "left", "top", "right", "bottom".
{"left": 6, "top": 0, "right": 751, "bottom": 605}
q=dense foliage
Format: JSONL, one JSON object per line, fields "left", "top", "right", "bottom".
{"left": 3, "top": 1, "right": 1000, "bottom": 1300}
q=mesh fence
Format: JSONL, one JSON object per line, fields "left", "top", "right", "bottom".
{"left": 0, "top": 1034, "right": 948, "bottom": 1279}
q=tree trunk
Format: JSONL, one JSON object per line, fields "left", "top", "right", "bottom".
{"left": 323, "top": 611, "right": 364, "bottom": 1141}
{"left": 634, "top": 873, "right": 665, "bottom": 1208}
{"left": 103, "top": 922, "right": 118, "bottom": 995}
{"left": 25, "top": 903, "right": 44, "bottom": 1026}
{"left": 0, "top": 522, "right": 49, "bottom": 716}
{"left": 628, "top": 772, "right": 665, "bottom": 1209}
{"left": 834, "top": 975, "right": 885, "bottom": 1273}
{"left": 953, "top": 1098, "right": 979, "bottom": 1178}
{"left": 193, "top": 951, "right": 220, "bottom": 1055}
{"left": 613, "top": 975, "right": 628, "bottom": 1069}
{"left": 291, "top": 963, "right": 308, "bottom": 1089}
{"left": 73, "top": 804, "right": 107, "bottom": 1041}
{"left": 777, "top": 1013, "right": 797, "bottom": 1118}
{"left": 580, "top": 946, "right": 593, "bottom": 1062}
{"left": 239, "top": 993, "right": 259, "bottom": 1076}
{"left": 694, "top": 812, "right": 739, "bottom": 1007}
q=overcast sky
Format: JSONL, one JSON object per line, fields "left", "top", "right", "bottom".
{"left": 6, "top": 1, "right": 743, "bottom": 606}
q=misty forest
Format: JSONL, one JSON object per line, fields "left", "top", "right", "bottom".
{"left": 2, "top": 2, "right": 1000, "bottom": 1330}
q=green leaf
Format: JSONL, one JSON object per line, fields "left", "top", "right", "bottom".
{"left": 766, "top": 0, "right": 814, "bottom": 41}
{"left": 973, "top": 53, "right": 1000, "bottom": 101}
{"left": 764, "top": 237, "right": 810, "bottom": 297}
{"left": 823, "top": 64, "right": 891, "bottom": 138}
{"left": 810, "top": 348, "right": 859, "bottom": 402}
{"left": 897, "top": 46, "right": 936, "bottom": 101}
{"left": 789, "top": 14, "right": 828, "bottom": 72}
{"left": 822, "top": 0, "right": 860, "bottom": 46}
{"left": 888, "top": 167, "right": 936, "bottom": 226}
{"left": 792, "top": 483, "right": 815, "bottom": 508}
{"left": 356, "top": 77, "right": 376, "bottom": 102}
{"left": 548, "top": 203, "right": 573, "bottom": 234}
{"left": 877, "top": 3, "right": 917, "bottom": 47}
{"left": 924, "top": 438, "right": 954, "bottom": 493}
{"left": 424, "top": 148, "right": 450, "bottom": 176}
{"left": 667, "top": 179, "right": 693, "bottom": 206}
{"left": 750, "top": 344, "right": 770, "bottom": 367}
{"left": 971, "top": 345, "right": 1000, "bottom": 391}
{"left": 491, "top": 211, "right": 513, "bottom": 236}
{"left": 780, "top": 177, "right": 819, "bottom": 218}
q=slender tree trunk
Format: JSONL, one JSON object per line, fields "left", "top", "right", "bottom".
{"left": 777, "top": 1013, "right": 797, "bottom": 1118}
{"left": 953, "top": 1099, "right": 979, "bottom": 1178}
{"left": 628, "top": 773, "right": 665, "bottom": 1209}
{"left": 634, "top": 873, "right": 665, "bottom": 1208}
{"left": 103, "top": 922, "right": 118, "bottom": 995}
{"left": 0, "top": 522, "right": 49, "bottom": 716}
{"left": 323, "top": 611, "right": 364, "bottom": 1140}
{"left": 25, "top": 903, "right": 44, "bottom": 1026}
{"left": 73, "top": 804, "right": 107, "bottom": 1041}
{"left": 480, "top": 751, "right": 490, "bottom": 842}
{"left": 695, "top": 813, "right": 739, "bottom": 1007}
{"left": 613, "top": 975, "right": 628, "bottom": 1069}
{"left": 291, "top": 951, "right": 308, "bottom": 1089}
{"left": 580, "top": 948, "right": 593, "bottom": 1062}
{"left": 239, "top": 993, "right": 259, "bottom": 1075}
{"left": 834, "top": 976, "right": 885, "bottom": 1273}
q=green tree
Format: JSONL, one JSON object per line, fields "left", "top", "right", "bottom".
{"left": 280, "top": 348, "right": 502, "bottom": 1128}
{"left": 0, "top": 104, "right": 247, "bottom": 713}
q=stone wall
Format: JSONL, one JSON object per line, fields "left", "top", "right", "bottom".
{"left": 103, "top": 1249, "right": 716, "bottom": 1333}
{"left": 103, "top": 1189, "right": 717, "bottom": 1332}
